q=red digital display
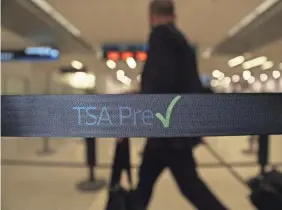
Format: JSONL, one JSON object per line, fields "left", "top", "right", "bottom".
{"left": 103, "top": 44, "right": 149, "bottom": 62}
{"left": 136, "top": 51, "right": 147, "bottom": 62}
{"left": 107, "top": 51, "right": 120, "bottom": 61}
{"left": 121, "top": 51, "right": 134, "bottom": 60}
{"left": 105, "top": 51, "right": 148, "bottom": 62}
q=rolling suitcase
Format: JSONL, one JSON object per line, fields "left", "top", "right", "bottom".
{"left": 248, "top": 135, "right": 282, "bottom": 210}
{"left": 105, "top": 138, "right": 143, "bottom": 210}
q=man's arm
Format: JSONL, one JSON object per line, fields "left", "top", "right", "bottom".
{"left": 141, "top": 29, "right": 177, "bottom": 94}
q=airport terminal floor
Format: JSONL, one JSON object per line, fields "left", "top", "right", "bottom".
{"left": 2, "top": 135, "right": 282, "bottom": 210}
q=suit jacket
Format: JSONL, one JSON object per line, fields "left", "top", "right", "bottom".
{"left": 141, "top": 23, "right": 204, "bottom": 149}
{"left": 141, "top": 23, "right": 203, "bottom": 94}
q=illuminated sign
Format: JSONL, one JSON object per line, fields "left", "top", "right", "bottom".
{"left": 102, "top": 44, "right": 148, "bottom": 62}
{"left": 1, "top": 47, "right": 60, "bottom": 62}
{"left": 107, "top": 51, "right": 120, "bottom": 61}
{"left": 102, "top": 43, "right": 195, "bottom": 62}
{"left": 25, "top": 47, "right": 59, "bottom": 57}
{"left": 1, "top": 52, "right": 14, "bottom": 61}
{"left": 121, "top": 51, "right": 134, "bottom": 60}
{"left": 136, "top": 51, "right": 147, "bottom": 62}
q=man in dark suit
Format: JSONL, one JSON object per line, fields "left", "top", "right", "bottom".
{"left": 135, "top": 1, "right": 227, "bottom": 209}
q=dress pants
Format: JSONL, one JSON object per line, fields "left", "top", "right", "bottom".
{"left": 135, "top": 143, "right": 228, "bottom": 210}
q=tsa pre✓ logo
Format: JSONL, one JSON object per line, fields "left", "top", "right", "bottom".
{"left": 73, "top": 95, "right": 181, "bottom": 128}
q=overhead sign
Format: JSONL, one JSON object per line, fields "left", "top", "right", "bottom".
{"left": 102, "top": 43, "right": 196, "bottom": 62}
{"left": 102, "top": 44, "right": 148, "bottom": 62}
{"left": 1, "top": 47, "right": 60, "bottom": 62}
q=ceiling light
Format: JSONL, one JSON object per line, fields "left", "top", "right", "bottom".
{"left": 106, "top": 60, "right": 116, "bottom": 69}
{"left": 231, "top": 75, "right": 240, "bottom": 83}
{"left": 69, "top": 72, "right": 95, "bottom": 89}
{"left": 247, "top": 76, "right": 255, "bottom": 84}
{"left": 227, "top": 0, "right": 279, "bottom": 37}
{"left": 212, "top": 70, "right": 221, "bottom": 78}
{"left": 218, "top": 73, "right": 225, "bottom": 80}
{"left": 243, "top": 70, "right": 251, "bottom": 80}
{"left": 210, "top": 79, "right": 218, "bottom": 87}
{"left": 223, "top": 77, "right": 231, "bottom": 85}
{"left": 228, "top": 56, "right": 245, "bottom": 67}
{"left": 260, "top": 73, "right": 268, "bottom": 82}
{"left": 118, "top": 75, "right": 131, "bottom": 86}
{"left": 242, "top": 62, "right": 252, "bottom": 70}
{"left": 261, "top": 61, "right": 274, "bottom": 70}
{"left": 116, "top": 70, "right": 131, "bottom": 86}
{"left": 273, "top": 70, "right": 281, "bottom": 79}
{"left": 71, "top": 60, "right": 83, "bottom": 70}
{"left": 126, "top": 57, "right": 137, "bottom": 69}
{"left": 116, "top": 70, "right": 125, "bottom": 79}
{"left": 242, "top": 56, "right": 267, "bottom": 69}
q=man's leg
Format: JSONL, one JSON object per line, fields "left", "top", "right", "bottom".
{"left": 135, "top": 144, "right": 165, "bottom": 208}
{"left": 169, "top": 149, "right": 228, "bottom": 210}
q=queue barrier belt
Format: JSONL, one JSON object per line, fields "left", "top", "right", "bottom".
{"left": 1, "top": 94, "right": 282, "bottom": 137}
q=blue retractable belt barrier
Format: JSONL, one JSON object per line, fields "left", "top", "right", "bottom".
{"left": 1, "top": 94, "right": 282, "bottom": 137}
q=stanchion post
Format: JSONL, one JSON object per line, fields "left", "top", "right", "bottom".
{"left": 258, "top": 135, "right": 269, "bottom": 175}
{"left": 76, "top": 137, "right": 106, "bottom": 192}
{"left": 75, "top": 87, "right": 107, "bottom": 191}
{"left": 86, "top": 137, "right": 96, "bottom": 181}
{"left": 37, "top": 71, "right": 54, "bottom": 155}
{"left": 37, "top": 137, "right": 55, "bottom": 155}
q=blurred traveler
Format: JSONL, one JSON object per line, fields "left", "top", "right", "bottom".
{"left": 243, "top": 135, "right": 258, "bottom": 155}
{"left": 135, "top": 0, "right": 227, "bottom": 209}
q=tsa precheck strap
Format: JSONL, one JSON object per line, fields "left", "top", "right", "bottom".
{"left": 1, "top": 94, "right": 282, "bottom": 137}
